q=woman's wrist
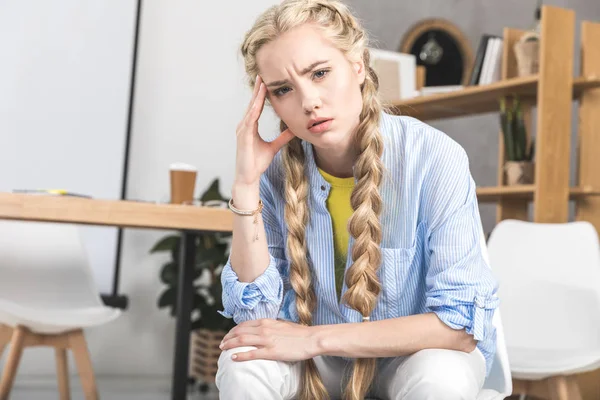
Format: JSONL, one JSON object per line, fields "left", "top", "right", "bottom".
{"left": 309, "top": 324, "right": 337, "bottom": 357}
{"left": 231, "top": 181, "right": 261, "bottom": 210}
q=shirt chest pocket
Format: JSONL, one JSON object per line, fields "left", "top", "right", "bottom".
{"left": 375, "top": 245, "right": 419, "bottom": 320}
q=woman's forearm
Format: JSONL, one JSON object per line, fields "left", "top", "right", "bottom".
{"left": 229, "top": 182, "right": 271, "bottom": 283}
{"left": 311, "top": 313, "right": 477, "bottom": 358}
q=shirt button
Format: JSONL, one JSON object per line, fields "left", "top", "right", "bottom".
{"left": 320, "top": 185, "right": 326, "bottom": 191}
{"left": 475, "top": 295, "right": 485, "bottom": 308}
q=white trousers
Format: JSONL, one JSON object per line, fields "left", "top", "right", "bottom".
{"left": 215, "top": 346, "right": 486, "bottom": 399}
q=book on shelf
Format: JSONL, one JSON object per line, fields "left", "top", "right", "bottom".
{"left": 469, "top": 34, "right": 503, "bottom": 86}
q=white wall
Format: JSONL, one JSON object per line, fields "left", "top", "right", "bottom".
{"left": 7, "top": 0, "right": 281, "bottom": 386}
{"left": 0, "top": 1, "right": 137, "bottom": 295}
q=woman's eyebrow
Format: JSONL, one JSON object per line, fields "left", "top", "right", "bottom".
{"left": 265, "top": 60, "right": 329, "bottom": 87}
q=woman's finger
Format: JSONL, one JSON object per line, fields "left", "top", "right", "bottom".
{"left": 221, "top": 334, "right": 266, "bottom": 351}
{"left": 269, "top": 129, "right": 296, "bottom": 153}
{"left": 236, "top": 318, "right": 269, "bottom": 328}
{"left": 245, "top": 81, "right": 267, "bottom": 127}
{"left": 231, "top": 347, "right": 271, "bottom": 362}
{"left": 238, "top": 82, "right": 266, "bottom": 135}
{"left": 244, "top": 75, "right": 262, "bottom": 115}
{"left": 221, "top": 318, "right": 274, "bottom": 342}
{"left": 221, "top": 326, "right": 258, "bottom": 343}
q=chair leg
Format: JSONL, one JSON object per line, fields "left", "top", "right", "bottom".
{"left": 0, "top": 326, "right": 27, "bottom": 400}
{"left": 513, "top": 378, "right": 550, "bottom": 399}
{"left": 548, "top": 375, "right": 582, "bottom": 400}
{"left": 68, "top": 330, "right": 98, "bottom": 400}
{"left": 0, "top": 325, "right": 12, "bottom": 360}
{"left": 55, "top": 348, "right": 71, "bottom": 400}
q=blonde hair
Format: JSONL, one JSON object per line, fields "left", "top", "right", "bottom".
{"left": 240, "top": 1, "right": 384, "bottom": 399}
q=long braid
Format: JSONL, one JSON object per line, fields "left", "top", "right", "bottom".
{"left": 282, "top": 134, "right": 329, "bottom": 400}
{"left": 341, "top": 49, "right": 384, "bottom": 400}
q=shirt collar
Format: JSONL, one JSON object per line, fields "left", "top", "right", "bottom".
{"left": 302, "top": 140, "right": 330, "bottom": 190}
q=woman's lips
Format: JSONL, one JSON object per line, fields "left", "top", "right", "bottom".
{"left": 308, "top": 119, "right": 333, "bottom": 133}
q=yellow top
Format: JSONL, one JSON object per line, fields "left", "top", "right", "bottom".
{"left": 317, "top": 167, "right": 355, "bottom": 299}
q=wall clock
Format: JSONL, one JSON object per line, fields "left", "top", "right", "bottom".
{"left": 399, "top": 18, "right": 474, "bottom": 87}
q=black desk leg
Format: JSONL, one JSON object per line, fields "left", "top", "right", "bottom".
{"left": 171, "top": 231, "right": 196, "bottom": 400}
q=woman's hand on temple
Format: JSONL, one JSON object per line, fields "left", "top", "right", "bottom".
{"left": 219, "top": 318, "right": 320, "bottom": 362}
{"left": 235, "top": 75, "right": 295, "bottom": 187}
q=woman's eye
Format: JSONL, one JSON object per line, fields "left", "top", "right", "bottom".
{"left": 273, "top": 87, "right": 291, "bottom": 97}
{"left": 313, "top": 69, "right": 330, "bottom": 79}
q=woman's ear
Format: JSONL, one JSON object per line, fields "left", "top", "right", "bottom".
{"left": 353, "top": 59, "right": 366, "bottom": 85}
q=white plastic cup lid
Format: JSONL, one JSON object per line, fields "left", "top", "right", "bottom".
{"left": 169, "top": 162, "right": 197, "bottom": 172}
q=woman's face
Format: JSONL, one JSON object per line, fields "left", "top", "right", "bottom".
{"left": 256, "top": 24, "right": 365, "bottom": 150}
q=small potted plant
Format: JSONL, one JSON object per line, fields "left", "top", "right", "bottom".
{"left": 500, "top": 95, "right": 535, "bottom": 185}
{"left": 150, "top": 178, "right": 235, "bottom": 391}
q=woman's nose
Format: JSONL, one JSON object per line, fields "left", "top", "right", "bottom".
{"left": 302, "top": 93, "right": 322, "bottom": 113}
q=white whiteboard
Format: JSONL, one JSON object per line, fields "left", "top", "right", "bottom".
{"left": 0, "top": 1, "right": 138, "bottom": 294}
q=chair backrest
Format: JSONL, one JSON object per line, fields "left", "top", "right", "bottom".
{"left": 479, "top": 228, "right": 513, "bottom": 397}
{"left": 0, "top": 220, "right": 103, "bottom": 309}
{"left": 486, "top": 220, "right": 600, "bottom": 364}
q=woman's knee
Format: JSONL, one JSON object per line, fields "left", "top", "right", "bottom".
{"left": 215, "top": 346, "right": 286, "bottom": 390}
{"left": 393, "top": 349, "right": 484, "bottom": 400}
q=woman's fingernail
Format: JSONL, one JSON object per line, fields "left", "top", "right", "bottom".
{"left": 231, "top": 354, "right": 237, "bottom": 360}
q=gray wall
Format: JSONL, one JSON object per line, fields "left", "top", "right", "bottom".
{"left": 345, "top": 0, "right": 600, "bottom": 234}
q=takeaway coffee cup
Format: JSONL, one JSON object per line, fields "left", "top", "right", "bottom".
{"left": 169, "top": 163, "right": 197, "bottom": 204}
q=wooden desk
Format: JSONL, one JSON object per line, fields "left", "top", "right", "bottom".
{"left": 0, "top": 192, "right": 233, "bottom": 400}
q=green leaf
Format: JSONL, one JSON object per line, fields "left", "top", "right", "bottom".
{"left": 505, "top": 109, "right": 515, "bottom": 161}
{"left": 200, "top": 178, "right": 228, "bottom": 202}
{"left": 197, "top": 246, "right": 227, "bottom": 267}
{"left": 209, "top": 282, "right": 223, "bottom": 305}
{"left": 160, "top": 262, "right": 177, "bottom": 285}
{"left": 516, "top": 109, "right": 527, "bottom": 161}
{"left": 158, "top": 287, "right": 176, "bottom": 309}
{"left": 193, "top": 265, "right": 204, "bottom": 281}
{"left": 150, "top": 235, "right": 180, "bottom": 253}
{"left": 528, "top": 137, "right": 536, "bottom": 161}
{"left": 170, "top": 245, "right": 180, "bottom": 264}
{"left": 194, "top": 293, "right": 208, "bottom": 309}
{"left": 197, "top": 303, "right": 222, "bottom": 331}
{"left": 499, "top": 100, "right": 511, "bottom": 161}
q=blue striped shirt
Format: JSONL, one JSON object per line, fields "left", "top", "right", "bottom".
{"left": 220, "top": 112, "right": 500, "bottom": 375}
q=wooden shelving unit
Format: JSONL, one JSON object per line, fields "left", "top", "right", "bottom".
{"left": 390, "top": 75, "right": 600, "bottom": 121}
{"left": 390, "top": 5, "right": 600, "bottom": 399}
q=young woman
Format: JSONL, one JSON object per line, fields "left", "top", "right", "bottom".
{"left": 215, "top": 1, "right": 499, "bottom": 399}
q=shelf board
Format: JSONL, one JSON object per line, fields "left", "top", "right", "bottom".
{"left": 476, "top": 185, "right": 600, "bottom": 202}
{"left": 389, "top": 75, "right": 600, "bottom": 121}
{"left": 476, "top": 185, "right": 535, "bottom": 202}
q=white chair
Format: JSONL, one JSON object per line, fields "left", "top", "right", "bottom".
{"left": 477, "top": 228, "right": 513, "bottom": 400}
{"left": 0, "top": 220, "right": 121, "bottom": 399}
{"left": 486, "top": 219, "right": 600, "bottom": 400}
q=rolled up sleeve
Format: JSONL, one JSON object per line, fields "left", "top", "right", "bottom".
{"left": 218, "top": 254, "right": 285, "bottom": 323}
{"left": 423, "top": 143, "right": 499, "bottom": 342}
{"left": 218, "top": 172, "right": 289, "bottom": 324}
